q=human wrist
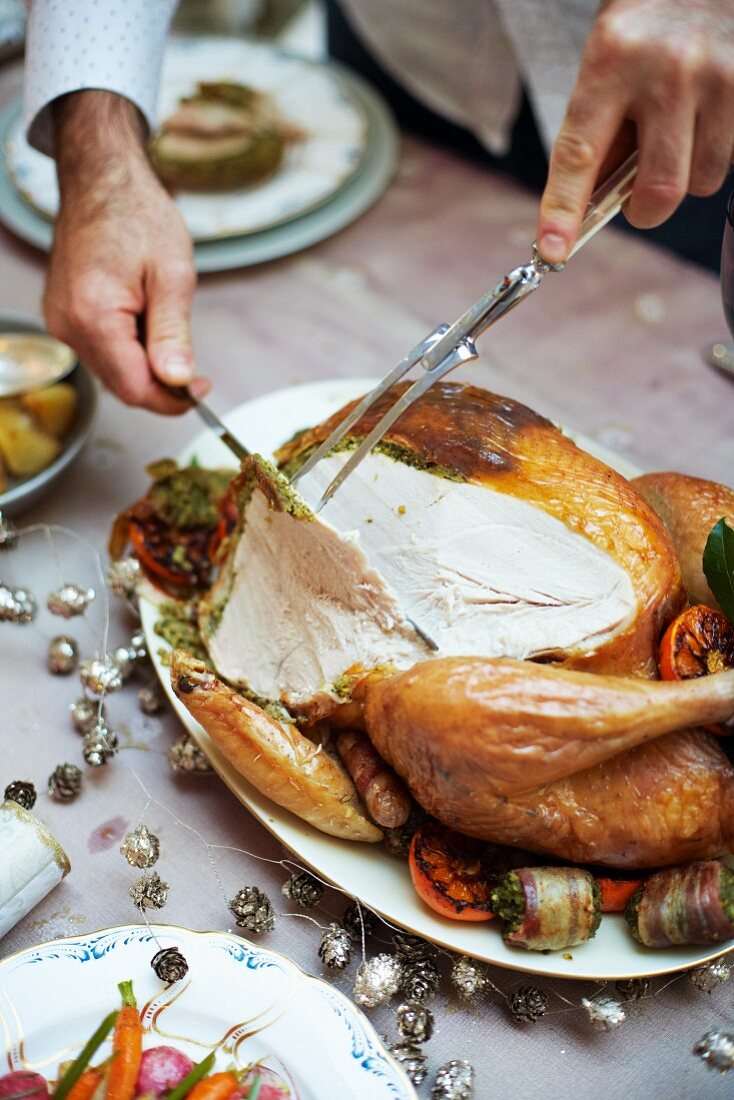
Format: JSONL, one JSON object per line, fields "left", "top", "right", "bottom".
{"left": 53, "top": 90, "right": 152, "bottom": 190}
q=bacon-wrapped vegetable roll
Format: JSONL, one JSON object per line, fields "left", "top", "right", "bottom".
{"left": 625, "top": 861, "right": 734, "bottom": 947}
{"left": 491, "top": 867, "right": 601, "bottom": 951}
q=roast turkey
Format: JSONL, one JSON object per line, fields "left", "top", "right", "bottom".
{"left": 362, "top": 657, "right": 734, "bottom": 867}
{"left": 200, "top": 382, "right": 684, "bottom": 720}
{"left": 633, "top": 471, "right": 734, "bottom": 612}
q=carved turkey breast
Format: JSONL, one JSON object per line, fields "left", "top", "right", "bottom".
{"left": 199, "top": 382, "right": 684, "bottom": 716}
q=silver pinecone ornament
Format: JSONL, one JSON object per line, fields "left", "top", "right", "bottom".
{"left": 48, "top": 763, "right": 82, "bottom": 802}
{"left": 3, "top": 780, "right": 36, "bottom": 810}
{"left": 82, "top": 719, "right": 119, "bottom": 766}
{"left": 342, "top": 901, "right": 378, "bottom": 941}
{"left": 693, "top": 1029, "right": 734, "bottom": 1073}
{"left": 688, "top": 959, "right": 732, "bottom": 993}
{"left": 130, "top": 871, "right": 169, "bottom": 911}
{"left": 432, "top": 1059, "right": 474, "bottom": 1100}
{"left": 509, "top": 985, "right": 548, "bottom": 1024}
{"left": 151, "top": 946, "right": 189, "bottom": 983}
{"left": 138, "top": 686, "right": 162, "bottom": 715}
{"left": 107, "top": 557, "right": 141, "bottom": 599}
{"left": 389, "top": 1043, "right": 427, "bottom": 1087}
{"left": 228, "top": 886, "right": 275, "bottom": 934}
{"left": 0, "top": 584, "right": 36, "bottom": 623}
{"left": 582, "top": 995, "right": 626, "bottom": 1031}
{"left": 318, "top": 924, "right": 351, "bottom": 970}
{"left": 79, "top": 656, "right": 123, "bottom": 696}
{"left": 47, "top": 583, "right": 94, "bottom": 618}
{"left": 120, "top": 825, "right": 160, "bottom": 868}
{"left": 400, "top": 955, "right": 440, "bottom": 1002}
{"left": 70, "top": 696, "right": 105, "bottom": 734}
{"left": 396, "top": 999, "right": 434, "bottom": 1043}
{"left": 353, "top": 954, "right": 403, "bottom": 1008}
{"left": 0, "top": 511, "right": 18, "bottom": 550}
{"left": 450, "top": 956, "right": 487, "bottom": 1001}
{"left": 282, "top": 871, "right": 324, "bottom": 909}
{"left": 48, "top": 635, "right": 78, "bottom": 675}
{"left": 168, "top": 734, "right": 212, "bottom": 774}
{"left": 615, "top": 978, "right": 650, "bottom": 1001}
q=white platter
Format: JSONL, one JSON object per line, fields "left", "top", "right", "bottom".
{"left": 5, "top": 38, "right": 368, "bottom": 243}
{"left": 0, "top": 923, "right": 416, "bottom": 1099}
{"left": 139, "top": 378, "right": 734, "bottom": 981}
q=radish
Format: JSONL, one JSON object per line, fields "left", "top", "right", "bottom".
{"left": 0, "top": 1071, "right": 49, "bottom": 1100}
{"left": 238, "top": 1067, "right": 290, "bottom": 1100}
{"left": 135, "top": 1048, "right": 194, "bottom": 1097}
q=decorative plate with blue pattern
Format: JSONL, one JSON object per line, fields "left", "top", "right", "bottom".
{"left": 0, "top": 924, "right": 416, "bottom": 1099}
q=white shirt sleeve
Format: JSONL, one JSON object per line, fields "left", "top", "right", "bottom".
{"left": 23, "top": 0, "right": 178, "bottom": 157}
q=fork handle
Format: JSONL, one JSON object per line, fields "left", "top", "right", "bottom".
{"left": 567, "top": 151, "right": 638, "bottom": 260}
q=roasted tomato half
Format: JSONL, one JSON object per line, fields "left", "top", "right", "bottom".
{"left": 659, "top": 604, "right": 734, "bottom": 734}
{"left": 128, "top": 515, "right": 223, "bottom": 589}
{"left": 409, "top": 822, "right": 498, "bottom": 921}
{"left": 110, "top": 461, "right": 237, "bottom": 592}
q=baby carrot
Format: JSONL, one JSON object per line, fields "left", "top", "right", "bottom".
{"left": 166, "top": 1054, "right": 217, "bottom": 1100}
{"left": 104, "top": 982, "right": 142, "bottom": 1100}
{"left": 187, "top": 1072, "right": 239, "bottom": 1100}
{"left": 66, "top": 1070, "right": 103, "bottom": 1100}
{"left": 54, "top": 1011, "right": 118, "bottom": 1100}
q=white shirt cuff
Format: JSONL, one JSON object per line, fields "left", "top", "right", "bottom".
{"left": 23, "top": 0, "right": 178, "bottom": 157}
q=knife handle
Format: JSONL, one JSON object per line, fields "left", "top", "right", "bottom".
{"left": 567, "top": 151, "right": 638, "bottom": 260}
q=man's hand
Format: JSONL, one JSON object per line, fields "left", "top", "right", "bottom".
{"left": 44, "top": 91, "right": 207, "bottom": 414}
{"left": 536, "top": 0, "right": 734, "bottom": 264}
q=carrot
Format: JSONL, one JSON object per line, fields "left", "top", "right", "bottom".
{"left": 104, "top": 982, "right": 142, "bottom": 1100}
{"left": 186, "top": 1073, "right": 238, "bottom": 1100}
{"left": 65, "top": 1071, "right": 103, "bottom": 1100}
{"left": 597, "top": 876, "right": 645, "bottom": 913}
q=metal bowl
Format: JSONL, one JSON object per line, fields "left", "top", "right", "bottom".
{"left": 0, "top": 312, "right": 97, "bottom": 516}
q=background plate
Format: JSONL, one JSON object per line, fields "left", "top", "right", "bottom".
{"left": 6, "top": 38, "right": 368, "bottom": 242}
{"left": 0, "top": 66, "right": 397, "bottom": 273}
{"left": 139, "top": 378, "right": 732, "bottom": 981}
{"left": 0, "top": 923, "right": 416, "bottom": 1099}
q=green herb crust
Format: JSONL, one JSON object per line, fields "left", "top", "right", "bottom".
{"left": 154, "top": 600, "right": 210, "bottom": 663}
{"left": 590, "top": 877, "right": 603, "bottom": 937}
{"left": 721, "top": 866, "right": 734, "bottom": 922}
{"left": 279, "top": 437, "right": 465, "bottom": 485}
{"left": 625, "top": 886, "right": 644, "bottom": 943}
{"left": 491, "top": 872, "right": 526, "bottom": 932}
{"left": 145, "top": 459, "right": 235, "bottom": 530}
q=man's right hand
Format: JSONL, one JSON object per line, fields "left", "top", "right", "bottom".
{"left": 44, "top": 90, "right": 208, "bottom": 415}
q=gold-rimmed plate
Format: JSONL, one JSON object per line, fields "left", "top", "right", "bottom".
{"left": 0, "top": 923, "right": 416, "bottom": 1099}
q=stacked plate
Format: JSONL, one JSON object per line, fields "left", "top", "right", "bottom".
{"left": 0, "top": 36, "right": 399, "bottom": 273}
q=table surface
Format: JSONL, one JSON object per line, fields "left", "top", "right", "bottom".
{"left": 2, "top": 55, "right": 734, "bottom": 1100}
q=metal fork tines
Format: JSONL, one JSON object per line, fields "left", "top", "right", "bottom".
{"left": 294, "top": 261, "right": 546, "bottom": 512}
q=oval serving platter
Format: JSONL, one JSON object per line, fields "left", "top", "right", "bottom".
{"left": 139, "top": 378, "right": 734, "bottom": 982}
{"left": 0, "top": 923, "right": 416, "bottom": 1100}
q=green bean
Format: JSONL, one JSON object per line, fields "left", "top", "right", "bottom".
{"left": 53, "top": 1011, "right": 119, "bottom": 1100}
{"left": 165, "top": 1053, "right": 217, "bottom": 1100}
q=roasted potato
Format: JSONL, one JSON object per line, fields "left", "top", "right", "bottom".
{"left": 20, "top": 383, "right": 77, "bottom": 438}
{"left": 0, "top": 399, "right": 61, "bottom": 477}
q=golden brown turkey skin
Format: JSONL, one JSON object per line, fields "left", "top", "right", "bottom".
{"left": 633, "top": 472, "right": 734, "bottom": 612}
{"left": 278, "top": 382, "right": 684, "bottom": 677}
{"left": 363, "top": 657, "right": 734, "bottom": 868}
